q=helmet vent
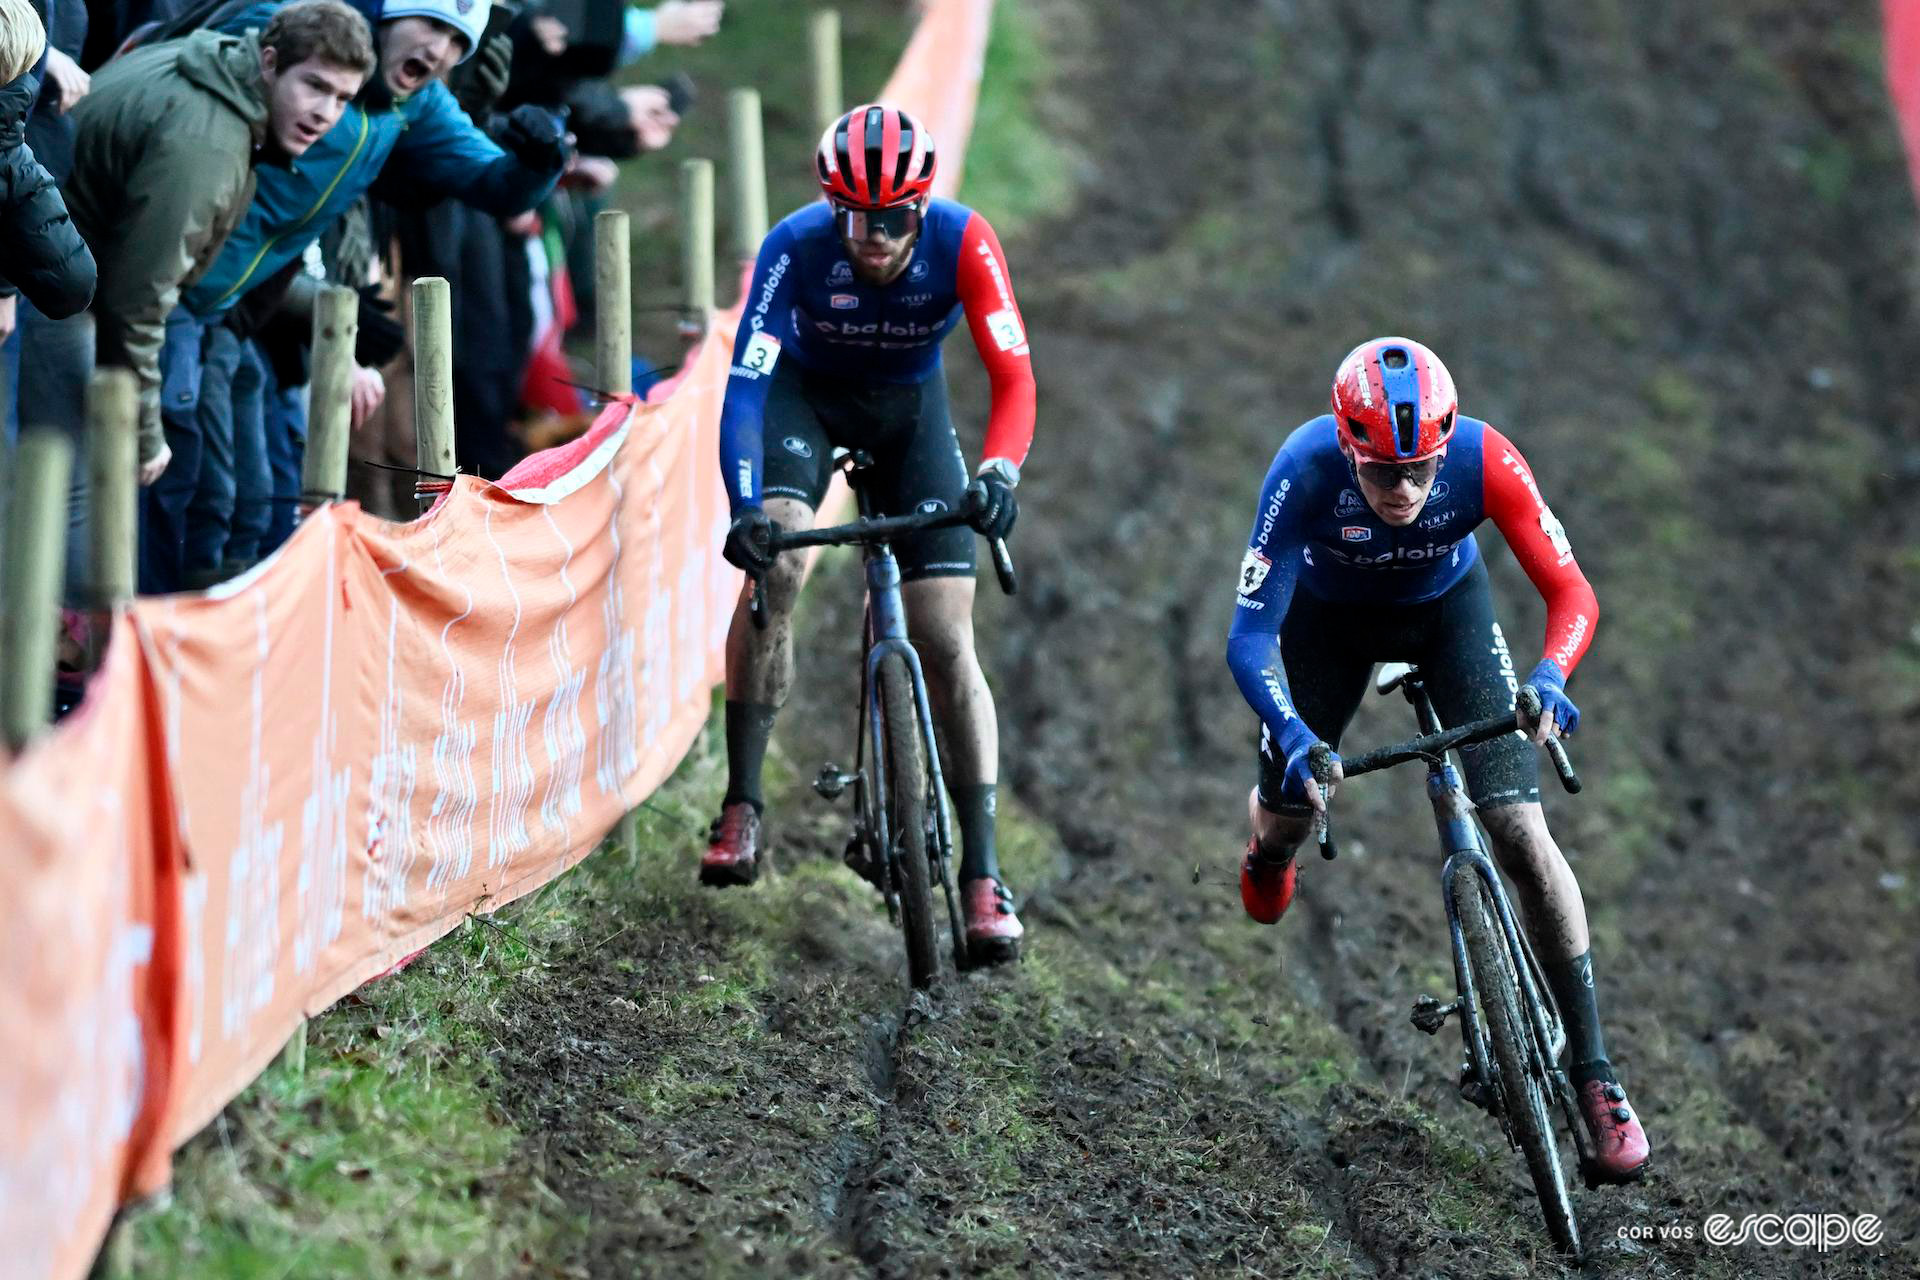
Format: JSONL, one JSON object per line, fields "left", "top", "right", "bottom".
{"left": 893, "top": 126, "right": 916, "bottom": 187}
{"left": 1383, "top": 348, "right": 1409, "bottom": 370}
{"left": 1394, "top": 402, "right": 1417, "bottom": 454}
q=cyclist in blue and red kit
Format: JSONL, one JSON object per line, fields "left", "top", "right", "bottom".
{"left": 703, "top": 104, "right": 1034, "bottom": 965}
{"left": 1226, "top": 337, "right": 1650, "bottom": 1181}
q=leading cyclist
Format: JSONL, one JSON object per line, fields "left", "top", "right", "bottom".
{"left": 1225, "top": 337, "right": 1650, "bottom": 1181}
{"left": 702, "top": 104, "right": 1035, "bottom": 966}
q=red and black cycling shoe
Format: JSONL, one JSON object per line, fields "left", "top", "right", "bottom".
{"left": 962, "top": 877, "right": 1024, "bottom": 966}
{"left": 700, "top": 801, "right": 764, "bottom": 887}
{"left": 1577, "top": 1078, "right": 1651, "bottom": 1183}
{"left": 1240, "top": 839, "right": 1299, "bottom": 924}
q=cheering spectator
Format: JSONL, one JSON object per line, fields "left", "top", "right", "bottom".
{"left": 65, "top": 0, "right": 375, "bottom": 494}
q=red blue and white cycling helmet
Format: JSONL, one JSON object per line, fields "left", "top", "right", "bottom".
{"left": 1331, "top": 337, "right": 1459, "bottom": 463}
{"left": 816, "top": 104, "right": 938, "bottom": 210}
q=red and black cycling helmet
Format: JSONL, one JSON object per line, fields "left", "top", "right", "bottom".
{"left": 816, "top": 104, "right": 938, "bottom": 210}
{"left": 1331, "top": 337, "right": 1459, "bottom": 462}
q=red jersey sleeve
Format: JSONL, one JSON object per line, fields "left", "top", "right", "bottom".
{"left": 1480, "top": 426, "right": 1599, "bottom": 677}
{"left": 954, "top": 211, "right": 1036, "bottom": 469}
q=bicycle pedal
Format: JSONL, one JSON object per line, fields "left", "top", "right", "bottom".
{"left": 1410, "top": 994, "right": 1459, "bottom": 1035}
{"left": 813, "top": 764, "right": 860, "bottom": 801}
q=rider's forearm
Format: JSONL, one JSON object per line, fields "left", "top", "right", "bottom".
{"left": 1226, "top": 632, "right": 1317, "bottom": 758}
{"left": 717, "top": 399, "right": 765, "bottom": 513}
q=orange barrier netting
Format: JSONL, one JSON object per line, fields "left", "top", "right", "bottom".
{"left": 0, "top": 3, "right": 994, "bottom": 1276}
{"left": 1885, "top": 0, "right": 1920, "bottom": 208}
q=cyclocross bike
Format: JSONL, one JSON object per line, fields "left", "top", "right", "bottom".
{"left": 748, "top": 448, "right": 1016, "bottom": 989}
{"left": 1309, "top": 663, "right": 1593, "bottom": 1258}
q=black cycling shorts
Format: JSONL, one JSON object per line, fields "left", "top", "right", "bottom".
{"left": 1256, "top": 558, "right": 1541, "bottom": 814}
{"left": 759, "top": 359, "right": 975, "bottom": 581}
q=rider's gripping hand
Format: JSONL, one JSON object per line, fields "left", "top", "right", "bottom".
{"left": 723, "top": 506, "right": 775, "bottom": 573}
{"left": 963, "top": 465, "right": 1018, "bottom": 541}
{"left": 1524, "top": 659, "right": 1581, "bottom": 742}
{"left": 1286, "top": 740, "right": 1342, "bottom": 816}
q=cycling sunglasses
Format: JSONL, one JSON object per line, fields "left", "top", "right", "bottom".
{"left": 1357, "top": 456, "right": 1441, "bottom": 489}
{"left": 833, "top": 202, "right": 923, "bottom": 242}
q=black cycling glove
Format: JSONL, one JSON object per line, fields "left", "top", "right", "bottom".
{"left": 962, "top": 474, "right": 1018, "bottom": 541}
{"left": 499, "top": 104, "right": 572, "bottom": 174}
{"left": 454, "top": 31, "right": 514, "bottom": 122}
{"left": 722, "top": 507, "right": 775, "bottom": 573}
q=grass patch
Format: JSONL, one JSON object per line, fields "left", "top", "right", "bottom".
{"left": 960, "top": 0, "right": 1076, "bottom": 231}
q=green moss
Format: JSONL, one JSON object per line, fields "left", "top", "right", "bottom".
{"left": 959, "top": 0, "right": 1076, "bottom": 232}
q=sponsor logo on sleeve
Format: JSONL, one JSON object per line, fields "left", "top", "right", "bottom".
{"left": 1238, "top": 548, "right": 1272, "bottom": 594}
{"left": 748, "top": 252, "right": 791, "bottom": 333}
{"left": 1342, "top": 526, "right": 1372, "bottom": 542}
{"left": 1252, "top": 478, "right": 1292, "bottom": 549}
{"left": 1553, "top": 613, "right": 1590, "bottom": 669}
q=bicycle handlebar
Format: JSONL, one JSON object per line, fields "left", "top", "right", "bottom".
{"left": 745, "top": 509, "right": 1017, "bottom": 629}
{"left": 1307, "top": 684, "right": 1581, "bottom": 860}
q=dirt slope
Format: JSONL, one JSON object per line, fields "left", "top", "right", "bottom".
{"left": 466, "top": 2, "right": 1920, "bottom": 1277}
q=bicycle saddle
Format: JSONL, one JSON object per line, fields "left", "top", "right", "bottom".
{"left": 1375, "top": 662, "right": 1417, "bottom": 696}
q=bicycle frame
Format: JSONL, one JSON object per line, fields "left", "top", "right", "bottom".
{"left": 1395, "top": 674, "right": 1572, "bottom": 1123}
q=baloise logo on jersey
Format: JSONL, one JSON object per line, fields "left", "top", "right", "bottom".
{"left": 1327, "top": 537, "right": 1464, "bottom": 568}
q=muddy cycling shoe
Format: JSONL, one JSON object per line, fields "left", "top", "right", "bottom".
{"left": 700, "top": 802, "right": 764, "bottom": 887}
{"left": 1239, "top": 841, "right": 1298, "bottom": 924}
{"left": 962, "top": 877, "right": 1025, "bottom": 966}
{"left": 1577, "top": 1078, "right": 1651, "bottom": 1183}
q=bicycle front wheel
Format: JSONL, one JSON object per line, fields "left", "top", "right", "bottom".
{"left": 1453, "top": 871, "right": 1581, "bottom": 1258}
{"left": 875, "top": 653, "right": 938, "bottom": 989}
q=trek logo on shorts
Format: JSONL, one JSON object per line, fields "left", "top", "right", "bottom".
{"left": 783, "top": 436, "right": 813, "bottom": 458}
{"left": 1341, "top": 526, "right": 1371, "bottom": 541}
{"left": 917, "top": 499, "right": 948, "bottom": 514}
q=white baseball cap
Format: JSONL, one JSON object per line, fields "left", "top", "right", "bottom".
{"left": 379, "top": 0, "right": 490, "bottom": 62}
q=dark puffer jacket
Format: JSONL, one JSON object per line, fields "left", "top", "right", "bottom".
{"left": 0, "top": 66, "right": 94, "bottom": 317}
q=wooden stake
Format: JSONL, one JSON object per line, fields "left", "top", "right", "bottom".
{"left": 681, "top": 159, "right": 716, "bottom": 333}
{"left": 302, "top": 285, "right": 358, "bottom": 517}
{"left": 1, "top": 430, "right": 73, "bottom": 750}
{"left": 810, "top": 9, "right": 843, "bottom": 134}
{"left": 276, "top": 1018, "right": 307, "bottom": 1079}
{"left": 595, "top": 210, "right": 633, "bottom": 397}
{"left": 728, "top": 88, "right": 770, "bottom": 261}
{"left": 86, "top": 369, "right": 138, "bottom": 607}
{"left": 412, "top": 276, "right": 456, "bottom": 508}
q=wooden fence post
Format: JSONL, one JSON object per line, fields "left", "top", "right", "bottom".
{"left": 595, "top": 210, "right": 633, "bottom": 397}
{"left": 681, "top": 159, "right": 716, "bottom": 335}
{"left": 412, "top": 276, "right": 456, "bottom": 509}
{"left": 728, "top": 88, "right": 770, "bottom": 261}
{"left": 1, "top": 431, "right": 73, "bottom": 750}
{"left": 86, "top": 369, "right": 138, "bottom": 608}
{"left": 302, "top": 285, "right": 358, "bottom": 518}
{"left": 811, "top": 9, "right": 843, "bottom": 134}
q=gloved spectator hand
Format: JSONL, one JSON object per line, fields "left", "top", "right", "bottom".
{"left": 654, "top": 1, "right": 724, "bottom": 46}
{"left": 962, "top": 470, "right": 1017, "bottom": 541}
{"left": 722, "top": 506, "right": 775, "bottom": 573}
{"left": 1282, "top": 739, "right": 1341, "bottom": 816}
{"left": 500, "top": 104, "right": 572, "bottom": 174}
{"left": 1523, "top": 660, "right": 1580, "bottom": 741}
{"left": 455, "top": 30, "right": 513, "bottom": 121}
{"left": 355, "top": 286, "right": 406, "bottom": 368}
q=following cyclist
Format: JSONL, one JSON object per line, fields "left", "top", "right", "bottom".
{"left": 703, "top": 104, "right": 1034, "bottom": 967}
{"left": 1224, "top": 337, "right": 1650, "bottom": 1182}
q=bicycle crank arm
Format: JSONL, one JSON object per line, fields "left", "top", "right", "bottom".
{"left": 812, "top": 763, "right": 863, "bottom": 800}
{"left": 1410, "top": 994, "right": 1461, "bottom": 1035}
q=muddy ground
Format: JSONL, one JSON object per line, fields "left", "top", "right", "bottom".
{"left": 452, "top": 2, "right": 1920, "bottom": 1277}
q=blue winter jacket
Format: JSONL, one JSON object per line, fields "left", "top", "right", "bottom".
{"left": 180, "top": 0, "right": 563, "bottom": 317}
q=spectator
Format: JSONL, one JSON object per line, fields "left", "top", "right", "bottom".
{"left": 133, "top": 0, "right": 570, "bottom": 591}
{"left": 65, "top": 0, "right": 373, "bottom": 506}
{"left": 0, "top": 0, "right": 94, "bottom": 329}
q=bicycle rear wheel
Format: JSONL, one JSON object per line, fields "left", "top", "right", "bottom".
{"left": 1452, "top": 871, "right": 1581, "bottom": 1257}
{"left": 875, "top": 653, "right": 938, "bottom": 988}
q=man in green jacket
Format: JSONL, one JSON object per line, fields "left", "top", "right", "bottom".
{"left": 65, "top": 0, "right": 373, "bottom": 482}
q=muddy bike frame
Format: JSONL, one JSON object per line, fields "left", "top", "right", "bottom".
{"left": 1310, "top": 667, "right": 1593, "bottom": 1253}
{"left": 747, "top": 450, "right": 1015, "bottom": 973}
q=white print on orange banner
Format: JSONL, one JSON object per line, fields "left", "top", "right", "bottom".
{"left": 828, "top": 259, "right": 853, "bottom": 286}
{"left": 1341, "top": 526, "right": 1372, "bottom": 541}
{"left": 741, "top": 331, "right": 781, "bottom": 374}
{"left": 1539, "top": 507, "right": 1574, "bottom": 563}
{"left": 783, "top": 436, "right": 813, "bottom": 458}
{"left": 830, "top": 293, "right": 859, "bottom": 309}
{"left": 1335, "top": 489, "right": 1366, "bottom": 517}
{"left": 1239, "top": 547, "right": 1272, "bottom": 593}
{"left": 984, "top": 308, "right": 1026, "bottom": 352}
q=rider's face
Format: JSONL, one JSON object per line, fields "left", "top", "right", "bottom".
{"left": 1349, "top": 444, "right": 1442, "bottom": 526}
{"left": 837, "top": 205, "right": 921, "bottom": 285}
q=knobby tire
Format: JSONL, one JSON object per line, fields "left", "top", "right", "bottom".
{"left": 877, "top": 654, "right": 939, "bottom": 988}
{"left": 1452, "top": 872, "right": 1581, "bottom": 1258}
